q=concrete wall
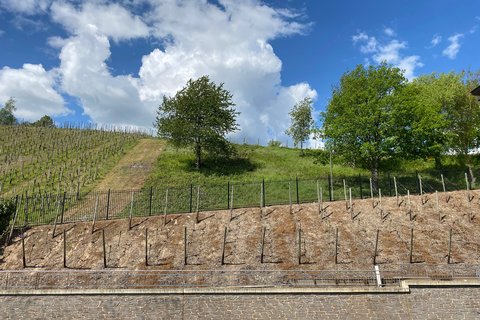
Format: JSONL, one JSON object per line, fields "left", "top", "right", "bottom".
{"left": 0, "top": 286, "right": 479, "bottom": 319}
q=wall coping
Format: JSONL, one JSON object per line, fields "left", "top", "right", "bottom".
{"left": 0, "top": 279, "right": 478, "bottom": 296}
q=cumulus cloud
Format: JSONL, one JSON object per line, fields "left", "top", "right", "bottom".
{"left": 352, "top": 31, "right": 423, "bottom": 80}
{"left": 0, "top": 0, "right": 316, "bottom": 144}
{"left": 0, "top": 64, "right": 68, "bottom": 121}
{"left": 442, "top": 33, "right": 463, "bottom": 59}
{"left": 50, "top": 1, "right": 150, "bottom": 41}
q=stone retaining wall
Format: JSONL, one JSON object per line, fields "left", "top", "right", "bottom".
{"left": 0, "top": 286, "right": 479, "bottom": 319}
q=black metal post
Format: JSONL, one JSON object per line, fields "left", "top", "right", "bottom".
{"left": 106, "top": 189, "right": 111, "bottom": 220}
{"left": 149, "top": 187, "right": 153, "bottom": 216}
{"left": 189, "top": 184, "right": 193, "bottom": 213}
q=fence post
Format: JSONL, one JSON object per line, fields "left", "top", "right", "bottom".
{"left": 296, "top": 176, "right": 299, "bottom": 204}
{"left": 189, "top": 184, "right": 193, "bottom": 213}
{"left": 106, "top": 189, "right": 111, "bottom": 220}
{"left": 415, "top": 171, "right": 420, "bottom": 194}
{"left": 60, "top": 192, "right": 66, "bottom": 224}
{"left": 328, "top": 175, "right": 332, "bottom": 201}
{"left": 23, "top": 192, "right": 29, "bottom": 227}
{"left": 359, "top": 174, "right": 363, "bottom": 199}
{"left": 262, "top": 179, "right": 266, "bottom": 207}
{"left": 388, "top": 173, "right": 392, "bottom": 196}
{"left": 227, "top": 180, "right": 230, "bottom": 209}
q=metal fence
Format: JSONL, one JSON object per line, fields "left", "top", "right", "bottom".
{"left": 0, "top": 264, "right": 478, "bottom": 290}
{"left": 5, "top": 168, "right": 478, "bottom": 228}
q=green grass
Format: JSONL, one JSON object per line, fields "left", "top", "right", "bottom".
{"left": 145, "top": 144, "right": 368, "bottom": 188}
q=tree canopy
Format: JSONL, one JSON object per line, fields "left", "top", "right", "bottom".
{"left": 322, "top": 63, "right": 407, "bottom": 190}
{"left": 32, "top": 115, "right": 56, "bottom": 128}
{"left": 155, "top": 76, "right": 239, "bottom": 169}
{"left": 286, "top": 97, "right": 314, "bottom": 154}
{"left": 0, "top": 97, "right": 17, "bottom": 126}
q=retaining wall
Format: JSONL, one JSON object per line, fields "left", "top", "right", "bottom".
{"left": 0, "top": 283, "right": 479, "bottom": 319}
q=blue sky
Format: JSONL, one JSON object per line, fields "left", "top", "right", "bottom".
{"left": 0, "top": 0, "right": 479, "bottom": 144}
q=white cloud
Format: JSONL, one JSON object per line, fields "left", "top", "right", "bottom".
{"left": 430, "top": 34, "right": 442, "bottom": 47}
{"left": 384, "top": 27, "right": 395, "bottom": 37}
{"left": 352, "top": 32, "right": 423, "bottom": 80}
{"left": 352, "top": 32, "right": 378, "bottom": 53}
{"left": 469, "top": 25, "right": 478, "bottom": 34}
{"left": 0, "top": 0, "right": 51, "bottom": 14}
{"left": 50, "top": 2, "right": 150, "bottom": 41}
{"left": 0, "top": 0, "right": 316, "bottom": 144}
{"left": 0, "top": 64, "right": 68, "bottom": 121}
{"left": 442, "top": 33, "right": 463, "bottom": 59}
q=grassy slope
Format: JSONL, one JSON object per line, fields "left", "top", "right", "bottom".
{"left": 145, "top": 144, "right": 361, "bottom": 188}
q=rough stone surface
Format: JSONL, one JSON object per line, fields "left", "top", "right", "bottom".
{"left": 0, "top": 287, "right": 479, "bottom": 319}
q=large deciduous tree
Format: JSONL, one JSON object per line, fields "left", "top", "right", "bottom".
{"left": 286, "top": 97, "right": 314, "bottom": 154}
{"left": 155, "top": 76, "right": 239, "bottom": 169}
{"left": 0, "top": 97, "right": 17, "bottom": 126}
{"left": 321, "top": 63, "right": 407, "bottom": 190}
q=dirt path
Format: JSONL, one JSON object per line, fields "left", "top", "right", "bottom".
{"left": 94, "top": 138, "right": 165, "bottom": 191}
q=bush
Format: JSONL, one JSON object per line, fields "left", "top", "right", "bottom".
{"left": 0, "top": 199, "right": 16, "bottom": 237}
{"left": 268, "top": 140, "right": 282, "bottom": 147}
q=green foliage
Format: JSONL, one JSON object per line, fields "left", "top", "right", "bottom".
{"left": 322, "top": 63, "right": 407, "bottom": 188}
{"left": 0, "top": 97, "right": 17, "bottom": 126}
{"left": 286, "top": 97, "right": 314, "bottom": 152}
{"left": 155, "top": 76, "right": 239, "bottom": 169}
{"left": 32, "top": 115, "right": 56, "bottom": 128}
{"left": 267, "top": 140, "right": 282, "bottom": 147}
{"left": 0, "top": 198, "right": 16, "bottom": 236}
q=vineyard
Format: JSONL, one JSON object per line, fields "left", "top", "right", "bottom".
{"left": 0, "top": 125, "right": 147, "bottom": 197}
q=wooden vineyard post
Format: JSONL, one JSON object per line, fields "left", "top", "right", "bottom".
{"left": 409, "top": 228, "right": 414, "bottom": 264}
{"left": 21, "top": 236, "right": 26, "bottom": 268}
{"left": 441, "top": 174, "right": 446, "bottom": 193}
{"left": 145, "top": 228, "right": 149, "bottom": 266}
{"left": 335, "top": 227, "right": 339, "bottom": 264}
{"left": 63, "top": 229, "right": 67, "bottom": 268}
{"left": 105, "top": 189, "right": 111, "bottom": 220}
{"left": 343, "top": 179, "right": 348, "bottom": 211}
{"left": 91, "top": 195, "right": 98, "bottom": 234}
{"left": 261, "top": 227, "right": 266, "bottom": 264}
{"left": 373, "top": 230, "right": 379, "bottom": 265}
{"left": 447, "top": 229, "right": 452, "bottom": 264}
{"left": 317, "top": 180, "right": 323, "bottom": 215}
{"left": 128, "top": 191, "right": 134, "bottom": 230}
{"left": 184, "top": 226, "right": 188, "bottom": 265}
{"left": 221, "top": 227, "right": 227, "bottom": 265}
{"left": 163, "top": 189, "right": 169, "bottom": 226}
{"left": 227, "top": 180, "right": 230, "bottom": 209}
{"left": 418, "top": 175, "right": 423, "bottom": 197}
{"left": 102, "top": 229, "right": 107, "bottom": 268}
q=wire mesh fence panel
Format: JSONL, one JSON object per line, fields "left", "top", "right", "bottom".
{"left": 264, "top": 180, "right": 292, "bottom": 206}
{"left": 230, "top": 182, "right": 262, "bottom": 209}
{"left": 297, "top": 179, "right": 320, "bottom": 204}
{"left": 196, "top": 184, "right": 229, "bottom": 212}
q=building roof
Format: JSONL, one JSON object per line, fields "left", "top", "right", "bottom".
{"left": 472, "top": 85, "right": 480, "bottom": 96}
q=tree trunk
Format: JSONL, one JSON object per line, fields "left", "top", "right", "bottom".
{"left": 195, "top": 143, "right": 201, "bottom": 170}
{"left": 434, "top": 155, "right": 442, "bottom": 169}
{"left": 300, "top": 141, "right": 304, "bottom": 155}
{"left": 371, "top": 159, "right": 379, "bottom": 193}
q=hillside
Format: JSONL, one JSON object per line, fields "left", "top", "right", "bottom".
{"left": 3, "top": 190, "right": 478, "bottom": 280}
{"left": 0, "top": 125, "right": 146, "bottom": 197}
